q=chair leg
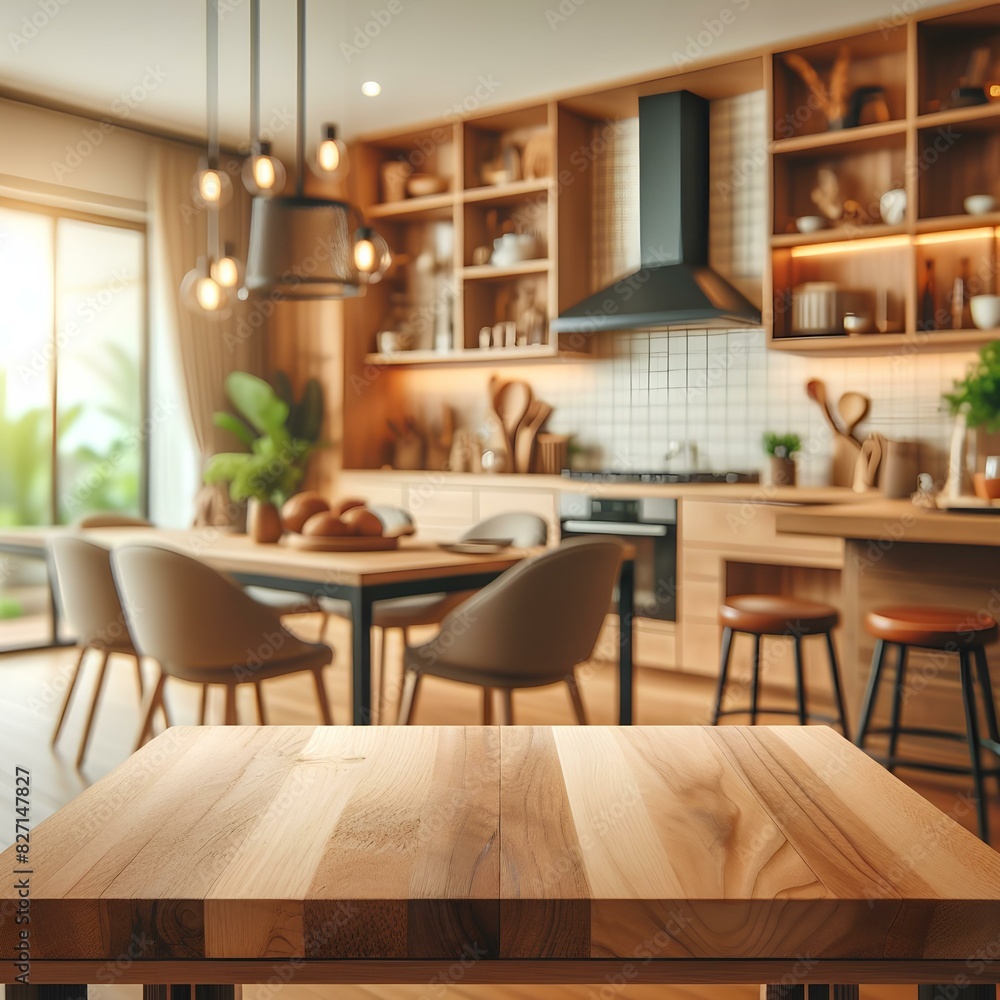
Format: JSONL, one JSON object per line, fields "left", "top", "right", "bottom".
{"left": 959, "top": 649, "right": 990, "bottom": 843}
{"left": 887, "top": 644, "right": 908, "bottom": 773}
{"left": 312, "top": 668, "right": 334, "bottom": 725}
{"left": 317, "top": 612, "right": 331, "bottom": 641}
{"left": 75, "top": 650, "right": 110, "bottom": 769}
{"left": 749, "top": 635, "right": 762, "bottom": 726}
{"left": 793, "top": 636, "right": 807, "bottom": 726}
{"left": 973, "top": 645, "right": 1000, "bottom": 796}
{"left": 397, "top": 670, "right": 422, "bottom": 725}
{"left": 254, "top": 681, "right": 268, "bottom": 725}
{"left": 134, "top": 673, "right": 166, "bottom": 752}
{"left": 566, "top": 673, "right": 588, "bottom": 725}
{"left": 498, "top": 689, "right": 514, "bottom": 726}
{"left": 134, "top": 654, "right": 145, "bottom": 697}
{"left": 711, "top": 627, "right": 734, "bottom": 725}
{"left": 856, "top": 639, "right": 889, "bottom": 749}
{"left": 51, "top": 646, "right": 87, "bottom": 747}
{"left": 224, "top": 684, "right": 238, "bottom": 726}
{"left": 825, "top": 631, "right": 851, "bottom": 741}
{"left": 482, "top": 686, "right": 494, "bottom": 725}
{"left": 374, "top": 626, "right": 387, "bottom": 725}
{"left": 199, "top": 683, "right": 210, "bottom": 725}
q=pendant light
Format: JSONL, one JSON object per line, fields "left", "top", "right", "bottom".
{"left": 316, "top": 124, "right": 348, "bottom": 179}
{"left": 182, "top": 0, "right": 231, "bottom": 318}
{"left": 242, "top": 0, "right": 286, "bottom": 197}
{"left": 245, "top": 0, "right": 390, "bottom": 298}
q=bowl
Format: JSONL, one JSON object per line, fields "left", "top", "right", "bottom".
{"left": 974, "top": 473, "right": 1000, "bottom": 500}
{"left": 490, "top": 233, "right": 538, "bottom": 267}
{"left": 879, "top": 188, "right": 907, "bottom": 225}
{"left": 795, "top": 215, "right": 826, "bottom": 234}
{"left": 842, "top": 312, "right": 872, "bottom": 334}
{"left": 964, "top": 194, "right": 998, "bottom": 216}
{"left": 971, "top": 294, "right": 1000, "bottom": 329}
{"left": 406, "top": 174, "right": 449, "bottom": 197}
{"left": 377, "top": 330, "right": 413, "bottom": 354}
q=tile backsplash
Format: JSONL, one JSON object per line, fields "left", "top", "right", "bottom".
{"left": 391, "top": 331, "right": 976, "bottom": 486}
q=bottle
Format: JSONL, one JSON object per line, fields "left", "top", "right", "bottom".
{"left": 951, "top": 257, "right": 973, "bottom": 330}
{"left": 920, "top": 259, "right": 937, "bottom": 331}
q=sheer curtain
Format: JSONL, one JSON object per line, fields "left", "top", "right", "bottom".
{"left": 149, "top": 142, "right": 264, "bottom": 526}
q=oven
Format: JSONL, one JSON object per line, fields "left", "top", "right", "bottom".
{"left": 559, "top": 494, "right": 677, "bottom": 622}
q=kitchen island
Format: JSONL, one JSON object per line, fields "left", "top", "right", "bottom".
{"left": 777, "top": 500, "right": 1000, "bottom": 762}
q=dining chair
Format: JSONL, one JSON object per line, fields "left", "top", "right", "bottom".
{"left": 396, "top": 536, "right": 622, "bottom": 726}
{"left": 48, "top": 536, "right": 159, "bottom": 768}
{"left": 322, "top": 510, "right": 548, "bottom": 723}
{"left": 112, "top": 544, "right": 336, "bottom": 745}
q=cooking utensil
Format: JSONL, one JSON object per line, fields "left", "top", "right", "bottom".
{"left": 837, "top": 391, "right": 870, "bottom": 442}
{"left": 492, "top": 379, "right": 533, "bottom": 459}
{"left": 514, "top": 399, "right": 552, "bottom": 474}
{"left": 806, "top": 379, "right": 864, "bottom": 487}
{"left": 881, "top": 440, "right": 920, "bottom": 499}
{"left": 536, "top": 432, "right": 570, "bottom": 475}
{"left": 853, "top": 433, "right": 884, "bottom": 492}
{"left": 806, "top": 379, "right": 839, "bottom": 436}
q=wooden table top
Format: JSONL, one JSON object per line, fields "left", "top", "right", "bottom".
{"left": 3, "top": 725, "right": 1000, "bottom": 974}
{"left": 0, "top": 526, "right": 534, "bottom": 588}
{"left": 776, "top": 499, "right": 1000, "bottom": 547}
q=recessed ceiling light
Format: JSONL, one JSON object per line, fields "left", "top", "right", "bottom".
{"left": 361, "top": 81, "right": 381, "bottom": 97}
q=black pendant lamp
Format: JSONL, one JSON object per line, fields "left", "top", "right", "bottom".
{"left": 245, "top": 0, "right": 389, "bottom": 298}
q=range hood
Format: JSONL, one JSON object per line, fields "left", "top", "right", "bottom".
{"left": 552, "top": 90, "right": 761, "bottom": 334}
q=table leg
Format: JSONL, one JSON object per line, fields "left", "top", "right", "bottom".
{"left": 919, "top": 987, "right": 997, "bottom": 1000}
{"left": 618, "top": 558, "right": 634, "bottom": 726}
{"left": 7, "top": 989, "right": 86, "bottom": 1000}
{"left": 349, "top": 587, "right": 374, "bottom": 725}
{"left": 143, "top": 988, "right": 237, "bottom": 1000}
{"left": 762, "top": 987, "right": 859, "bottom": 1000}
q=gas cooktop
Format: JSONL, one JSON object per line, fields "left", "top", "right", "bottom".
{"left": 562, "top": 470, "right": 760, "bottom": 484}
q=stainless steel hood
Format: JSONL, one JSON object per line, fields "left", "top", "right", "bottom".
{"left": 552, "top": 90, "right": 761, "bottom": 334}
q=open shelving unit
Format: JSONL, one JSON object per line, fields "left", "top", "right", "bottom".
{"left": 767, "top": 3, "right": 1000, "bottom": 351}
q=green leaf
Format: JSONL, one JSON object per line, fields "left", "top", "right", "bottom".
{"left": 224, "top": 371, "right": 289, "bottom": 437}
{"left": 212, "top": 411, "right": 256, "bottom": 448}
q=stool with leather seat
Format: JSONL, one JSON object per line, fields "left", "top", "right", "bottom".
{"left": 711, "top": 594, "right": 850, "bottom": 737}
{"left": 856, "top": 605, "right": 1000, "bottom": 842}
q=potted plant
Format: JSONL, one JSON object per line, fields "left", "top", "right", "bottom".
{"left": 763, "top": 431, "right": 802, "bottom": 487}
{"left": 204, "top": 371, "right": 324, "bottom": 543}
{"left": 943, "top": 340, "right": 1000, "bottom": 497}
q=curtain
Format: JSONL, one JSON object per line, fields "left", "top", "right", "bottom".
{"left": 149, "top": 143, "right": 264, "bottom": 526}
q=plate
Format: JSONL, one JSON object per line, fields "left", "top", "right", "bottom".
{"left": 438, "top": 538, "right": 513, "bottom": 555}
{"left": 280, "top": 534, "right": 400, "bottom": 551}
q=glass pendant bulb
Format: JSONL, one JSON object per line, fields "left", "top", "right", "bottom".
{"left": 243, "top": 139, "right": 286, "bottom": 197}
{"left": 212, "top": 242, "right": 244, "bottom": 289}
{"left": 316, "top": 124, "right": 349, "bottom": 178}
{"left": 192, "top": 157, "right": 232, "bottom": 208}
{"left": 352, "top": 226, "right": 390, "bottom": 283}
{"left": 181, "top": 256, "right": 230, "bottom": 318}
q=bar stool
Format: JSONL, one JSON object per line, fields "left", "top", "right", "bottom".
{"left": 712, "top": 594, "right": 850, "bottom": 737}
{"left": 856, "top": 605, "right": 1000, "bottom": 842}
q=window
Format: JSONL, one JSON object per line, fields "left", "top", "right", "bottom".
{"left": 0, "top": 203, "right": 147, "bottom": 527}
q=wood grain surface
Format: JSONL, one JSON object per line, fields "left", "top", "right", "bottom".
{"left": 2, "top": 725, "right": 999, "bottom": 974}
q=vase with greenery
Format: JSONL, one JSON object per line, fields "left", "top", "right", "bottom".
{"left": 763, "top": 431, "right": 802, "bottom": 487}
{"left": 204, "top": 371, "right": 324, "bottom": 542}
{"left": 943, "top": 340, "right": 1000, "bottom": 497}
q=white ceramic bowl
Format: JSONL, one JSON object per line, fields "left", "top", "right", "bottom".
{"left": 971, "top": 294, "right": 1000, "bottom": 329}
{"left": 842, "top": 313, "right": 872, "bottom": 334}
{"left": 964, "top": 194, "right": 998, "bottom": 216}
{"left": 490, "top": 233, "right": 538, "bottom": 266}
{"left": 795, "top": 215, "right": 826, "bottom": 234}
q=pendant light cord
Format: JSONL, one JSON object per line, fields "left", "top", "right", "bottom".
{"left": 296, "top": 0, "right": 306, "bottom": 198}
{"left": 207, "top": 0, "right": 221, "bottom": 260}
{"left": 250, "top": 0, "right": 260, "bottom": 142}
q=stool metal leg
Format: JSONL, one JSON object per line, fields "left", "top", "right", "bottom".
{"left": 793, "top": 636, "right": 807, "bottom": 725}
{"left": 750, "top": 634, "right": 762, "bottom": 725}
{"left": 887, "top": 643, "right": 908, "bottom": 774}
{"left": 959, "top": 648, "right": 990, "bottom": 843}
{"left": 856, "top": 638, "right": 889, "bottom": 749}
{"left": 712, "top": 626, "right": 734, "bottom": 725}
{"left": 825, "top": 631, "right": 851, "bottom": 741}
{"left": 973, "top": 644, "right": 1000, "bottom": 796}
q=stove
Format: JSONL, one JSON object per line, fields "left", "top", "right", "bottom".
{"left": 562, "top": 469, "right": 760, "bottom": 485}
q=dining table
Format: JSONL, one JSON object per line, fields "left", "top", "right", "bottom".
{"left": 0, "top": 525, "right": 636, "bottom": 725}
{"left": 2, "top": 724, "right": 1000, "bottom": 996}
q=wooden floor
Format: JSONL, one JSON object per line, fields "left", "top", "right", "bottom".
{"left": 0, "top": 612, "right": 997, "bottom": 1000}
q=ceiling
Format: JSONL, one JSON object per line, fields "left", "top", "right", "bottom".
{"left": 1, "top": 0, "right": 954, "bottom": 152}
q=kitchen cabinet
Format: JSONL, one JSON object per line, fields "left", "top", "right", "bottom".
{"left": 768, "top": 5, "right": 1000, "bottom": 354}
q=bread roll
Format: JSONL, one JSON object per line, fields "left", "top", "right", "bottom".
{"left": 333, "top": 497, "right": 367, "bottom": 517}
{"left": 341, "top": 506, "right": 384, "bottom": 537}
{"left": 302, "top": 511, "right": 352, "bottom": 537}
{"left": 281, "top": 492, "right": 331, "bottom": 533}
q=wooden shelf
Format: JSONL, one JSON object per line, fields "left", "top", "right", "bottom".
{"left": 915, "top": 213, "right": 1000, "bottom": 233}
{"left": 460, "top": 260, "right": 551, "bottom": 281}
{"left": 771, "top": 223, "right": 908, "bottom": 248}
{"left": 770, "top": 120, "right": 907, "bottom": 156}
{"left": 917, "top": 102, "right": 1000, "bottom": 132}
{"left": 363, "top": 345, "right": 589, "bottom": 367}
{"left": 770, "top": 328, "right": 999, "bottom": 353}
{"left": 463, "top": 179, "right": 552, "bottom": 205}
{"left": 367, "top": 193, "right": 455, "bottom": 221}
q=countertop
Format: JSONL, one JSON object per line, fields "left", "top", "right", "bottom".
{"left": 776, "top": 499, "right": 1000, "bottom": 546}
{"left": 339, "top": 469, "right": 873, "bottom": 505}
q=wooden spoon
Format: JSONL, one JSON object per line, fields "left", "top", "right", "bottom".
{"left": 514, "top": 400, "right": 552, "bottom": 474}
{"left": 493, "top": 380, "right": 533, "bottom": 458}
{"left": 837, "top": 391, "right": 870, "bottom": 443}
{"left": 805, "top": 379, "right": 840, "bottom": 437}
